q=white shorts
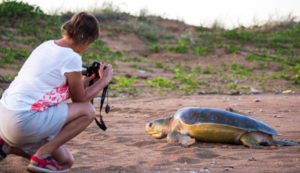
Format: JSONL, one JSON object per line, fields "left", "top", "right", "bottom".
{"left": 0, "top": 103, "right": 68, "bottom": 148}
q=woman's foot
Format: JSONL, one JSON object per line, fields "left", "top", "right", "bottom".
{"left": 28, "top": 155, "right": 69, "bottom": 173}
{"left": 0, "top": 137, "right": 10, "bottom": 161}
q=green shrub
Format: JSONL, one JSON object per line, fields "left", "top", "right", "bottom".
{"left": 224, "top": 44, "right": 242, "bottom": 54}
{"left": 155, "top": 61, "right": 164, "bottom": 68}
{"left": 293, "top": 74, "right": 300, "bottom": 84}
{"left": 0, "top": 0, "right": 44, "bottom": 17}
{"left": 226, "top": 82, "right": 239, "bottom": 89}
{"left": 110, "top": 76, "right": 137, "bottom": 94}
{"left": 0, "top": 47, "right": 30, "bottom": 65}
{"left": 150, "top": 43, "right": 161, "bottom": 53}
{"left": 146, "top": 77, "right": 177, "bottom": 92}
{"left": 202, "top": 65, "right": 219, "bottom": 74}
{"left": 193, "top": 46, "right": 209, "bottom": 56}
{"left": 223, "top": 29, "right": 256, "bottom": 43}
{"left": 171, "top": 39, "right": 189, "bottom": 53}
{"left": 230, "top": 64, "right": 252, "bottom": 75}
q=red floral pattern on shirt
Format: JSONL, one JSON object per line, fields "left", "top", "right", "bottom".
{"left": 31, "top": 83, "right": 70, "bottom": 111}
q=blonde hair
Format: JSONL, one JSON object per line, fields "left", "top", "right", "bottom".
{"left": 61, "top": 12, "right": 100, "bottom": 44}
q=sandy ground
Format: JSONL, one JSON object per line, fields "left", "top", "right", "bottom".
{"left": 0, "top": 94, "right": 300, "bottom": 173}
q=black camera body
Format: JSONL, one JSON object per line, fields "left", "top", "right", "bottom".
{"left": 82, "top": 61, "right": 101, "bottom": 78}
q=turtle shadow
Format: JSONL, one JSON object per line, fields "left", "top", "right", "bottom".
{"left": 96, "top": 165, "right": 140, "bottom": 173}
{"left": 159, "top": 144, "right": 220, "bottom": 159}
{"left": 129, "top": 140, "right": 162, "bottom": 148}
{"left": 175, "top": 156, "right": 201, "bottom": 164}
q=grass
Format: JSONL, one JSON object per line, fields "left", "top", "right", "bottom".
{"left": 230, "top": 64, "right": 252, "bottom": 75}
{"left": 0, "top": 46, "right": 30, "bottom": 66}
{"left": 0, "top": 0, "right": 44, "bottom": 17}
{"left": 146, "top": 76, "right": 177, "bottom": 93}
{"left": 110, "top": 76, "right": 138, "bottom": 95}
{"left": 1, "top": 1, "right": 300, "bottom": 96}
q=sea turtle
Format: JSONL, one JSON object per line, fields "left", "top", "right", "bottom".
{"left": 145, "top": 107, "right": 296, "bottom": 148}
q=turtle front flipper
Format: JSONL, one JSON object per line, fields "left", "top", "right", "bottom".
{"left": 167, "top": 131, "right": 196, "bottom": 147}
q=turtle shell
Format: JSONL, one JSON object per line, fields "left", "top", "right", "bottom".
{"left": 174, "top": 107, "right": 278, "bottom": 135}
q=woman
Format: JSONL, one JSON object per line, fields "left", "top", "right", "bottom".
{"left": 0, "top": 12, "right": 113, "bottom": 172}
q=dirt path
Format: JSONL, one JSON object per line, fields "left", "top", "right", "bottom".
{"left": 1, "top": 94, "right": 300, "bottom": 173}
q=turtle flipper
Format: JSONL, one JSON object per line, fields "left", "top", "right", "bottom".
{"left": 240, "top": 133, "right": 262, "bottom": 148}
{"left": 240, "top": 136, "right": 263, "bottom": 148}
{"left": 240, "top": 132, "right": 275, "bottom": 148}
{"left": 275, "top": 139, "right": 298, "bottom": 146}
{"left": 167, "top": 131, "right": 195, "bottom": 147}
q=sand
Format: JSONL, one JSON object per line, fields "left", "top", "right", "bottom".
{"left": 1, "top": 94, "right": 300, "bottom": 173}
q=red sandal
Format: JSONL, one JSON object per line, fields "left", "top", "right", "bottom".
{"left": 27, "top": 155, "right": 69, "bottom": 173}
{"left": 0, "top": 138, "right": 7, "bottom": 161}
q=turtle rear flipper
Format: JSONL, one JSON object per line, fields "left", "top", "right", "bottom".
{"left": 167, "top": 131, "right": 196, "bottom": 147}
{"left": 275, "top": 139, "right": 298, "bottom": 146}
{"left": 240, "top": 132, "right": 276, "bottom": 148}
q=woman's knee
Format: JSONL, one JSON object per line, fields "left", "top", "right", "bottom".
{"left": 61, "top": 154, "right": 74, "bottom": 168}
{"left": 84, "top": 102, "right": 97, "bottom": 120}
{"left": 53, "top": 146, "right": 74, "bottom": 168}
{"left": 67, "top": 102, "right": 96, "bottom": 123}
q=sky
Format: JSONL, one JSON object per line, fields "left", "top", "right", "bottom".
{"left": 9, "top": 0, "right": 300, "bottom": 28}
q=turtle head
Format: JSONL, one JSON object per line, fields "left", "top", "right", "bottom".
{"left": 145, "top": 116, "right": 173, "bottom": 139}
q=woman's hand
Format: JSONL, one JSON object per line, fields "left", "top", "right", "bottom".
{"left": 98, "top": 62, "right": 113, "bottom": 86}
{"left": 66, "top": 62, "right": 113, "bottom": 102}
{"left": 82, "top": 74, "right": 95, "bottom": 88}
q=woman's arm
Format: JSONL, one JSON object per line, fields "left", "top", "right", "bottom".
{"left": 65, "top": 63, "right": 113, "bottom": 102}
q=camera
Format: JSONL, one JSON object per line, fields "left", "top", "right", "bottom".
{"left": 82, "top": 61, "right": 104, "bottom": 78}
{"left": 82, "top": 61, "right": 110, "bottom": 131}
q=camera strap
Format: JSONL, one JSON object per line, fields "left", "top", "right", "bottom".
{"left": 95, "top": 85, "right": 109, "bottom": 131}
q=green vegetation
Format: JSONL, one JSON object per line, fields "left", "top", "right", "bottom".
{"left": 173, "top": 65, "right": 200, "bottom": 93}
{"left": 110, "top": 76, "right": 137, "bottom": 95}
{"left": 0, "top": 0, "right": 44, "bottom": 17}
{"left": 146, "top": 77, "right": 177, "bottom": 93}
{"left": 0, "top": 1, "right": 300, "bottom": 96}
{"left": 0, "top": 46, "right": 30, "bottom": 66}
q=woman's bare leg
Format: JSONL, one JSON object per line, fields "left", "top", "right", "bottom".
{"left": 30, "top": 102, "right": 96, "bottom": 170}
{"left": 52, "top": 145, "right": 74, "bottom": 169}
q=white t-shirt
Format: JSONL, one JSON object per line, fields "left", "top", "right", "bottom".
{"left": 0, "top": 40, "right": 82, "bottom": 112}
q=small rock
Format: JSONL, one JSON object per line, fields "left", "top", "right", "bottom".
{"left": 250, "top": 87, "right": 261, "bottom": 94}
{"left": 224, "top": 168, "right": 230, "bottom": 171}
{"left": 226, "top": 107, "right": 234, "bottom": 112}
{"left": 273, "top": 115, "right": 282, "bottom": 118}
{"left": 199, "top": 167, "right": 209, "bottom": 173}
{"left": 248, "top": 156, "right": 256, "bottom": 161}
{"left": 190, "top": 171, "right": 197, "bottom": 173}
{"left": 175, "top": 168, "right": 180, "bottom": 171}
{"left": 282, "top": 90, "right": 293, "bottom": 94}
{"left": 224, "top": 166, "right": 234, "bottom": 171}
{"left": 259, "top": 109, "right": 264, "bottom": 112}
{"left": 198, "top": 90, "right": 207, "bottom": 95}
{"left": 203, "top": 167, "right": 209, "bottom": 173}
{"left": 221, "top": 145, "right": 229, "bottom": 148}
{"left": 254, "top": 99, "right": 261, "bottom": 102}
{"left": 229, "top": 90, "right": 240, "bottom": 95}
{"left": 279, "top": 109, "right": 290, "bottom": 112}
{"left": 210, "top": 159, "right": 216, "bottom": 165}
{"left": 137, "top": 70, "right": 150, "bottom": 79}
{"left": 124, "top": 73, "right": 132, "bottom": 78}
{"left": 138, "top": 70, "right": 146, "bottom": 74}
